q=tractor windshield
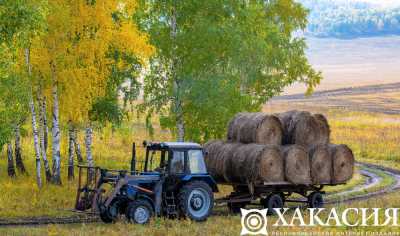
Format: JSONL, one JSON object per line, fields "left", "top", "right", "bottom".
{"left": 170, "top": 151, "right": 185, "bottom": 174}
{"left": 188, "top": 150, "right": 207, "bottom": 174}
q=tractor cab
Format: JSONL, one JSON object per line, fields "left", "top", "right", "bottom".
{"left": 75, "top": 141, "right": 218, "bottom": 224}
{"left": 142, "top": 142, "right": 209, "bottom": 176}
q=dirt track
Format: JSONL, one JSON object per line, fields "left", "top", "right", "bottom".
{"left": 270, "top": 82, "right": 400, "bottom": 114}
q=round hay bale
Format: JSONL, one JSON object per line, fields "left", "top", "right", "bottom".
{"left": 227, "top": 112, "right": 283, "bottom": 145}
{"left": 275, "top": 110, "right": 298, "bottom": 144}
{"left": 277, "top": 111, "right": 330, "bottom": 147}
{"left": 203, "top": 141, "right": 284, "bottom": 184}
{"left": 227, "top": 113, "right": 248, "bottom": 141}
{"left": 203, "top": 140, "right": 225, "bottom": 182}
{"left": 218, "top": 142, "right": 243, "bottom": 182}
{"left": 313, "top": 114, "right": 331, "bottom": 144}
{"left": 281, "top": 145, "right": 311, "bottom": 185}
{"left": 229, "top": 143, "right": 258, "bottom": 183}
{"left": 309, "top": 144, "right": 332, "bottom": 184}
{"left": 329, "top": 144, "right": 354, "bottom": 184}
{"left": 258, "top": 145, "right": 284, "bottom": 183}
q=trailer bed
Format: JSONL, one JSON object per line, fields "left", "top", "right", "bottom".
{"left": 215, "top": 181, "right": 347, "bottom": 211}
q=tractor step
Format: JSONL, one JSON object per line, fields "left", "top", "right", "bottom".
{"left": 164, "top": 192, "right": 179, "bottom": 217}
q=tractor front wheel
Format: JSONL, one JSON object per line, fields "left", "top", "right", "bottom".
{"left": 126, "top": 199, "right": 153, "bottom": 224}
{"left": 99, "top": 199, "right": 119, "bottom": 223}
{"left": 178, "top": 181, "right": 214, "bottom": 221}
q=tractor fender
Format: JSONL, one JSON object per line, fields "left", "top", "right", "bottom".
{"left": 181, "top": 175, "right": 219, "bottom": 192}
{"left": 135, "top": 193, "right": 155, "bottom": 212}
{"left": 126, "top": 186, "right": 155, "bottom": 211}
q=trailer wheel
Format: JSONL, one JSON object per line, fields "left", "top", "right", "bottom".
{"left": 126, "top": 199, "right": 153, "bottom": 224}
{"left": 178, "top": 181, "right": 214, "bottom": 221}
{"left": 308, "top": 192, "right": 324, "bottom": 208}
{"left": 262, "top": 194, "right": 284, "bottom": 215}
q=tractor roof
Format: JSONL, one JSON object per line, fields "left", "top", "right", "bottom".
{"left": 145, "top": 141, "right": 202, "bottom": 150}
{"left": 162, "top": 142, "right": 201, "bottom": 149}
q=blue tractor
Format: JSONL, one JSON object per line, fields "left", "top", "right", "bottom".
{"left": 75, "top": 141, "right": 218, "bottom": 224}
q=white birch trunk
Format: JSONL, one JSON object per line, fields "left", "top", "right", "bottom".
{"left": 170, "top": 5, "right": 185, "bottom": 141}
{"left": 7, "top": 143, "right": 16, "bottom": 177}
{"left": 50, "top": 62, "right": 61, "bottom": 185}
{"left": 85, "top": 127, "right": 94, "bottom": 167}
{"left": 25, "top": 48, "right": 42, "bottom": 188}
{"left": 42, "top": 97, "right": 49, "bottom": 152}
{"left": 68, "top": 123, "right": 74, "bottom": 180}
{"left": 73, "top": 129, "right": 83, "bottom": 163}
{"left": 38, "top": 96, "right": 52, "bottom": 181}
{"left": 85, "top": 126, "right": 94, "bottom": 181}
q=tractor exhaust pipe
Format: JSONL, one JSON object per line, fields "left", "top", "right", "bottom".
{"left": 131, "top": 142, "right": 136, "bottom": 173}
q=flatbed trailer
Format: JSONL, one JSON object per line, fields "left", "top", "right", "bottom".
{"left": 215, "top": 181, "right": 346, "bottom": 213}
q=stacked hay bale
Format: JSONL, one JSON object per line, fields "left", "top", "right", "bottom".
{"left": 204, "top": 141, "right": 284, "bottom": 184}
{"left": 227, "top": 113, "right": 283, "bottom": 145}
{"left": 204, "top": 110, "right": 354, "bottom": 186}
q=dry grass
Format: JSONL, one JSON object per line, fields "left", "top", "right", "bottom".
{"left": 0, "top": 103, "right": 398, "bottom": 234}
{"left": 1, "top": 191, "right": 400, "bottom": 236}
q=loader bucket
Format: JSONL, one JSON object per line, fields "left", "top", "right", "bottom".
{"left": 75, "top": 165, "right": 101, "bottom": 212}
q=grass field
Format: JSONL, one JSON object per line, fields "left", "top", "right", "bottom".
{"left": 0, "top": 96, "right": 400, "bottom": 234}
{"left": 1, "top": 192, "right": 400, "bottom": 235}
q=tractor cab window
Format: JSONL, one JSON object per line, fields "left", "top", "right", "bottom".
{"left": 188, "top": 150, "right": 207, "bottom": 174}
{"left": 151, "top": 150, "right": 167, "bottom": 173}
{"left": 170, "top": 151, "right": 185, "bottom": 174}
{"left": 147, "top": 150, "right": 165, "bottom": 172}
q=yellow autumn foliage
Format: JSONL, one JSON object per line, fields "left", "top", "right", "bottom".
{"left": 30, "top": 0, "right": 154, "bottom": 123}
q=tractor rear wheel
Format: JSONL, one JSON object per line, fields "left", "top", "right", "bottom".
{"left": 178, "top": 181, "right": 214, "bottom": 221}
{"left": 126, "top": 199, "right": 153, "bottom": 224}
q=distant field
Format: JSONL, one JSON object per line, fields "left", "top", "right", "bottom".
{"left": 284, "top": 36, "right": 400, "bottom": 94}
{"left": 266, "top": 82, "right": 400, "bottom": 168}
{"left": 271, "top": 82, "right": 400, "bottom": 114}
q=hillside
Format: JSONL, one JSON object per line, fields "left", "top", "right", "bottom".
{"left": 298, "top": 0, "right": 400, "bottom": 38}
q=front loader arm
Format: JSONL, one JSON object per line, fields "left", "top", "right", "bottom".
{"left": 104, "top": 178, "right": 128, "bottom": 208}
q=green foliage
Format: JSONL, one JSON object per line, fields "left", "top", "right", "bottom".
{"left": 89, "top": 97, "right": 123, "bottom": 127}
{"left": 0, "top": 72, "right": 30, "bottom": 147}
{"left": 300, "top": 0, "right": 400, "bottom": 38}
{"left": 0, "top": 0, "right": 47, "bottom": 46}
{"left": 106, "top": 48, "right": 142, "bottom": 109}
{"left": 88, "top": 47, "right": 144, "bottom": 128}
{"left": 0, "top": 0, "right": 47, "bottom": 147}
{"left": 136, "top": 0, "right": 321, "bottom": 142}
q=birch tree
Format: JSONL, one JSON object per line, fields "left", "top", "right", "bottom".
{"left": 0, "top": 0, "right": 48, "bottom": 187}
{"left": 7, "top": 143, "right": 16, "bottom": 177}
{"left": 67, "top": 122, "right": 75, "bottom": 180}
{"left": 29, "top": 0, "right": 153, "bottom": 179}
{"left": 38, "top": 95, "right": 52, "bottom": 181}
{"left": 40, "top": 96, "right": 49, "bottom": 152}
{"left": 26, "top": 49, "right": 43, "bottom": 187}
{"left": 73, "top": 130, "right": 83, "bottom": 163}
{"left": 136, "top": 0, "right": 322, "bottom": 142}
